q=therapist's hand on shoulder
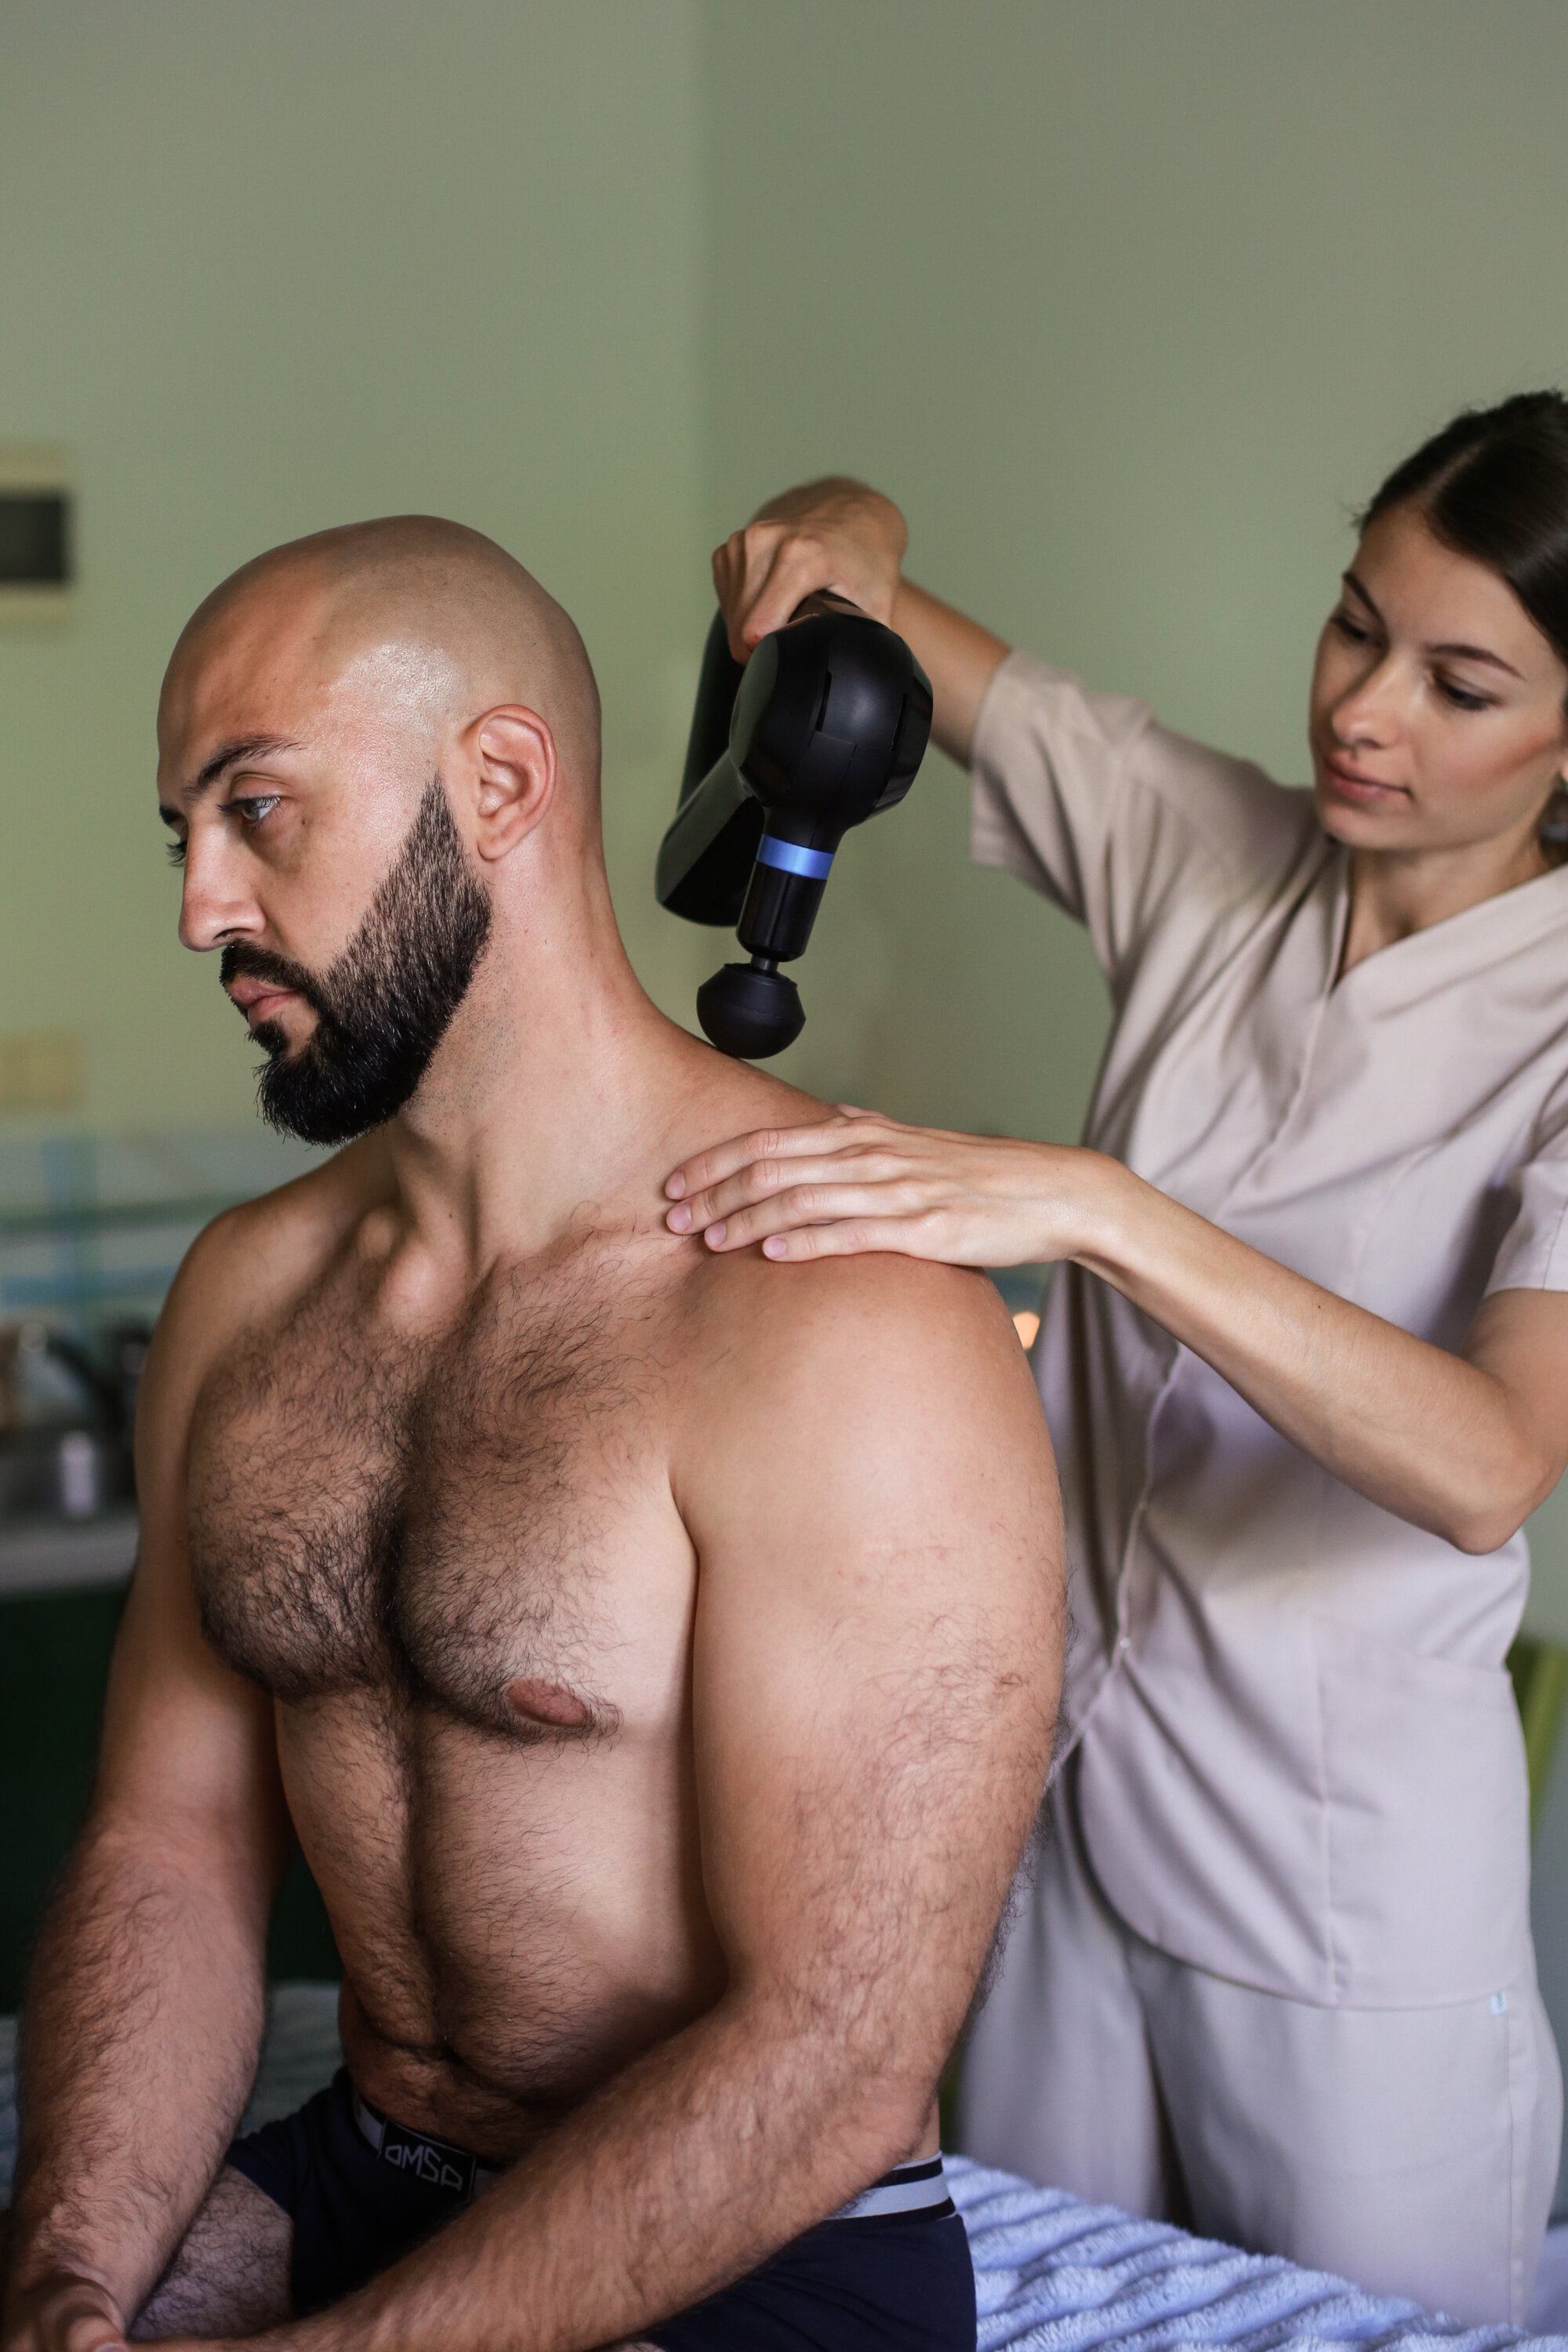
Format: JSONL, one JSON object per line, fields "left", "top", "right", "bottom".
{"left": 712, "top": 477, "right": 909, "bottom": 659}
{"left": 664, "top": 1108, "right": 1097, "bottom": 1266}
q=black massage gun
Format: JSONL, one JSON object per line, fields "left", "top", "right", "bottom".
{"left": 655, "top": 593, "right": 933, "bottom": 1058}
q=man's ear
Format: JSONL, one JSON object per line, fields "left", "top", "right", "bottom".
{"left": 465, "top": 706, "right": 556, "bottom": 862}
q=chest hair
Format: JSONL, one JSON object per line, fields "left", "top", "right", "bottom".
{"left": 189, "top": 1250, "right": 645, "bottom": 1726}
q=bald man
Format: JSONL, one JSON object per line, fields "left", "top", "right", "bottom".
{"left": 1, "top": 520, "right": 1062, "bottom": 2352}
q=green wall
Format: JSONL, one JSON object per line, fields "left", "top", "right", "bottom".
{"left": 701, "top": 0, "right": 1568, "bottom": 1128}
{"left": 3, "top": 0, "right": 1567, "bottom": 1615}
{"left": 697, "top": 0, "right": 1568, "bottom": 1635}
{"left": 9, "top": 0, "right": 1566, "bottom": 1134}
{"left": 0, "top": 0, "right": 712, "bottom": 1130}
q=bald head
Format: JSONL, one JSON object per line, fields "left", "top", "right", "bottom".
{"left": 156, "top": 521, "right": 626, "bottom": 1145}
{"left": 162, "top": 515, "right": 601, "bottom": 810}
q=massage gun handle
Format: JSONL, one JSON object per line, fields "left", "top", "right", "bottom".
{"left": 678, "top": 615, "right": 747, "bottom": 811}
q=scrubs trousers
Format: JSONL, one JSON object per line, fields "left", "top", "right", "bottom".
{"left": 956, "top": 1758, "right": 1562, "bottom": 2327}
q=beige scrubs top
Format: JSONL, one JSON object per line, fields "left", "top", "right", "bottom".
{"left": 971, "top": 652, "right": 1568, "bottom": 2011}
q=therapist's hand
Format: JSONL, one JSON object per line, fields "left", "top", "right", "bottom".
{"left": 663, "top": 1108, "right": 1109, "bottom": 1267}
{"left": 712, "top": 478, "right": 908, "bottom": 661}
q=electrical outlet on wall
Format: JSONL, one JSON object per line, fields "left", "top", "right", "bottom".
{"left": 0, "top": 1030, "right": 83, "bottom": 1112}
{"left": 0, "top": 445, "right": 73, "bottom": 624}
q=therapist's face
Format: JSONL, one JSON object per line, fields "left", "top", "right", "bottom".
{"left": 1308, "top": 503, "right": 1568, "bottom": 863}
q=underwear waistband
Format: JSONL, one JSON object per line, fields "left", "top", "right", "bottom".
{"left": 829, "top": 2154, "right": 955, "bottom": 2222}
{"left": 351, "top": 2085, "right": 502, "bottom": 2201}
{"left": 352, "top": 2081, "right": 952, "bottom": 2223}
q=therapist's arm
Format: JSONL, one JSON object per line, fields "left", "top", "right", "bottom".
{"left": 662, "top": 1117, "right": 1568, "bottom": 1559}
{"left": 1067, "top": 1165, "right": 1568, "bottom": 1556}
{"left": 711, "top": 477, "right": 1010, "bottom": 764}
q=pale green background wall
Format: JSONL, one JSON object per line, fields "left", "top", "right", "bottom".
{"left": 2, "top": 0, "right": 1567, "bottom": 1614}
{"left": 0, "top": 0, "right": 713, "bottom": 1131}
{"left": 702, "top": 0, "right": 1568, "bottom": 1127}
{"left": 697, "top": 0, "right": 1568, "bottom": 1632}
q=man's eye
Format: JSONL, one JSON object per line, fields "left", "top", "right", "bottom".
{"left": 165, "top": 838, "right": 187, "bottom": 868}
{"left": 231, "top": 794, "right": 282, "bottom": 828}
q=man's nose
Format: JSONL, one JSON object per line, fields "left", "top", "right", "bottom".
{"left": 177, "top": 832, "right": 264, "bottom": 952}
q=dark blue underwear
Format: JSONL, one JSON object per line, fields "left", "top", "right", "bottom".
{"left": 227, "top": 2067, "right": 975, "bottom": 2350}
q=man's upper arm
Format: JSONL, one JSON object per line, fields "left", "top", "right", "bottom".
{"left": 681, "top": 1258, "right": 1062, "bottom": 2122}
{"left": 96, "top": 1212, "right": 290, "bottom": 1901}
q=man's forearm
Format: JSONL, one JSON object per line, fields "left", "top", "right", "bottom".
{"left": 7, "top": 1813, "right": 270, "bottom": 2324}
{"left": 280, "top": 1993, "right": 927, "bottom": 2352}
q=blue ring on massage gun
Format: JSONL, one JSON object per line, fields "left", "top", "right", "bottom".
{"left": 654, "top": 593, "right": 932, "bottom": 1060}
{"left": 755, "top": 836, "right": 835, "bottom": 880}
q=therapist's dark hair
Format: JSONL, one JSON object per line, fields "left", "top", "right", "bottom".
{"left": 1362, "top": 390, "right": 1568, "bottom": 849}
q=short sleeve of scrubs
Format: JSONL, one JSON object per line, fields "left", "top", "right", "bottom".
{"left": 967, "top": 647, "right": 1568, "bottom": 2007}
{"left": 968, "top": 651, "right": 1309, "bottom": 996}
{"left": 1486, "top": 1076, "right": 1568, "bottom": 1295}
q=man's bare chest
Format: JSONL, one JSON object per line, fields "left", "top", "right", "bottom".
{"left": 187, "top": 1256, "right": 681, "bottom": 1737}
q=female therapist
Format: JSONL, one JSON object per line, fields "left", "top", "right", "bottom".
{"left": 663, "top": 394, "right": 1568, "bottom": 2325}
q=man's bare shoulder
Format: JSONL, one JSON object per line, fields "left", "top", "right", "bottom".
{"left": 658, "top": 1059, "right": 1044, "bottom": 1440}
{"left": 145, "top": 1138, "right": 385, "bottom": 1420}
{"left": 655, "top": 1049, "right": 826, "bottom": 1174}
{"left": 670, "top": 1238, "right": 1063, "bottom": 1703}
{"left": 688, "top": 1243, "right": 1036, "bottom": 1421}
{"left": 672, "top": 1244, "right": 1057, "bottom": 1566}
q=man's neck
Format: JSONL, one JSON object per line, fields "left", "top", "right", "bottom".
{"left": 377, "top": 895, "right": 697, "bottom": 1274}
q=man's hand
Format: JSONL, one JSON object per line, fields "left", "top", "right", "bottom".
{"left": 712, "top": 477, "right": 908, "bottom": 659}
{"left": 4, "top": 1210, "right": 295, "bottom": 2340}
{"left": 2, "top": 2270, "right": 130, "bottom": 2352}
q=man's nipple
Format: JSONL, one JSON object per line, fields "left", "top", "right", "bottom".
{"left": 504, "top": 1675, "right": 593, "bottom": 1730}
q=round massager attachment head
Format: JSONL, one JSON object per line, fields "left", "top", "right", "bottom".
{"left": 695, "top": 962, "right": 806, "bottom": 1061}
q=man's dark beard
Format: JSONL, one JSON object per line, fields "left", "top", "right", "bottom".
{"left": 220, "top": 779, "right": 492, "bottom": 1147}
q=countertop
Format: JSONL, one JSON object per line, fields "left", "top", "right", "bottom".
{"left": 0, "top": 1509, "right": 136, "bottom": 1599}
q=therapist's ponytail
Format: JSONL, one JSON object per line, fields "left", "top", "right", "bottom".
{"left": 1362, "top": 391, "right": 1568, "bottom": 857}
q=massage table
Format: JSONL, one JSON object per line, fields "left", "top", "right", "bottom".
{"left": 2, "top": 1987, "right": 1559, "bottom": 2349}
